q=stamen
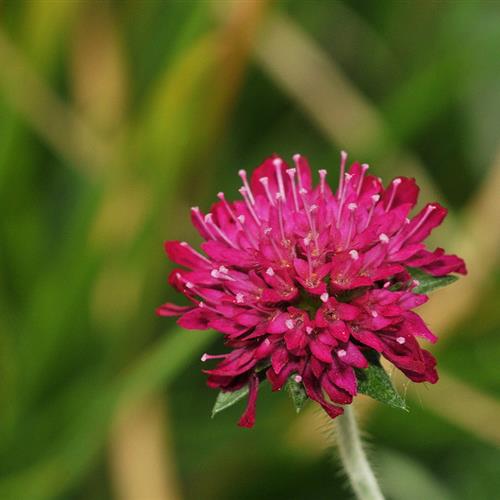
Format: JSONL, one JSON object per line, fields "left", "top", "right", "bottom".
{"left": 285, "top": 319, "right": 294, "bottom": 330}
{"left": 191, "top": 207, "right": 216, "bottom": 239}
{"left": 306, "top": 327, "right": 313, "bottom": 335}
{"left": 179, "top": 241, "right": 212, "bottom": 264}
{"left": 259, "top": 177, "right": 275, "bottom": 206}
{"left": 292, "top": 154, "right": 305, "bottom": 191}
{"left": 337, "top": 150, "right": 348, "bottom": 199}
{"left": 404, "top": 204, "right": 436, "bottom": 240}
{"left": 276, "top": 193, "right": 287, "bottom": 242}
{"left": 294, "top": 374, "right": 303, "bottom": 383}
{"left": 345, "top": 203, "right": 358, "bottom": 247}
{"left": 239, "top": 187, "right": 261, "bottom": 226}
{"left": 364, "top": 194, "right": 380, "bottom": 230}
{"left": 396, "top": 336, "right": 406, "bottom": 345}
{"left": 205, "top": 213, "right": 238, "bottom": 248}
{"left": 318, "top": 169, "right": 327, "bottom": 197}
{"left": 379, "top": 233, "right": 389, "bottom": 244}
{"left": 201, "top": 352, "right": 227, "bottom": 362}
{"left": 235, "top": 293, "right": 245, "bottom": 304}
{"left": 371, "top": 310, "right": 378, "bottom": 317}
{"left": 299, "top": 188, "right": 319, "bottom": 250}
{"left": 286, "top": 168, "right": 300, "bottom": 211}
{"left": 337, "top": 349, "right": 347, "bottom": 358}
{"left": 198, "top": 302, "right": 220, "bottom": 314}
{"left": 210, "top": 269, "right": 236, "bottom": 282}
{"left": 266, "top": 267, "right": 275, "bottom": 276}
{"left": 336, "top": 172, "right": 352, "bottom": 227}
{"left": 217, "top": 192, "right": 242, "bottom": 228}
{"left": 349, "top": 250, "right": 359, "bottom": 260}
{"left": 238, "top": 169, "right": 255, "bottom": 204}
{"left": 273, "top": 158, "right": 286, "bottom": 201}
{"left": 356, "top": 163, "right": 369, "bottom": 197}
{"left": 320, "top": 292, "right": 329, "bottom": 303}
{"left": 385, "top": 178, "right": 402, "bottom": 212}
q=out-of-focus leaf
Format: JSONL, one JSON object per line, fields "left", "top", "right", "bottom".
{"left": 356, "top": 361, "right": 407, "bottom": 411}
{"left": 211, "top": 386, "right": 249, "bottom": 419}
{"left": 408, "top": 267, "right": 458, "bottom": 295}
{"left": 285, "top": 376, "right": 308, "bottom": 414}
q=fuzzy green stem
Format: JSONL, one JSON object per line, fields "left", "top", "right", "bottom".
{"left": 336, "top": 405, "right": 385, "bottom": 500}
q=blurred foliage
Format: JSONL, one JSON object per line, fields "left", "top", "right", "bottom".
{"left": 0, "top": 1, "right": 498, "bottom": 499}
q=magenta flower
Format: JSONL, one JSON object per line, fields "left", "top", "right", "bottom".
{"left": 158, "top": 153, "right": 466, "bottom": 427}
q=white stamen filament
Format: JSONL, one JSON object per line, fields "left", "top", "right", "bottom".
{"left": 180, "top": 241, "right": 212, "bottom": 264}
{"left": 385, "top": 178, "right": 402, "bottom": 212}
{"left": 293, "top": 154, "right": 305, "bottom": 190}
{"left": 319, "top": 169, "right": 327, "bottom": 197}
{"left": 404, "top": 205, "right": 436, "bottom": 241}
{"left": 286, "top": 168, "right": 300, "bottom": 211}
{"left": 356, "top": 163, "right": 369, "bottom": 197}
{"left": 259, "top": 176, "right": 275, "bottom": 206}
{"left": 364, "top": 194, "right": 380, "bottom": 229}
{"left": 338, "top": 150, "right": 348, "bottom": 199}
{"left": 238, "top": 169, "right": 255, "bottom": 204}
{"left": 191, "top": 207, "right": 216, "bottom": 239}
{"left": 239, "top": 187, "right": 261, "bottom": 226}
{"left": 205, "top": 213, "right": 238, "bottom": 249}
{"left": 273, "top": 158, "right": 286, "bottom": 201}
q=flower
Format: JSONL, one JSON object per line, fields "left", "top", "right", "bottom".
{"left": 158, "top": 153, "right": 466, "bottom": 427}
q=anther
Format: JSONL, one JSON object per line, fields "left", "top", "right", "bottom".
{"left": 320, "top": 293, "right": 329, "bottom": 303}
{"left": 235, "top": 293, "right": 245, "bottom": 304}
{"left": 306, "top": 327, "right": 313, "bottom": 335}
{"left": 396, "top": 337, "right": 406, "bottom": 345}
{"left": 266, "top": 267, "right": 275, "bottom": 276}
{"left": 379, "top": 233, "right": 389, "bottom": 244}
{"left": 337, "top": 349, "right": 347, "bottom": 358}
{"left": 348, "top": 202, "right": 357, "bottom": 211}
{"left": 285, "top": 319, "right": 294, "bottom": 330}
{"left": 294, "top": 375, "right": 303, "bottom": 383}
{"left": 349, "top": 250, "right": 359, "bottom": 260}
{"left": 371, "top": 310, "right": 379, "bottom": 317}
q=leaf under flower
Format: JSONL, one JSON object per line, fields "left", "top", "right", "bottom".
{"left": 211, "top": 386, "right": 249, "bottom": 418}
{"left": 285, "top": 376, "right": 308, "bottom": 413}
{"left": 408, "top": 267, "right": 458, "bottom": 295}
{"left": 356, "top": 358, "right": 408, "bottom": 411}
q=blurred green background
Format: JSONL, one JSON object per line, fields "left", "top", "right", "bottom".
{"left": 0, "top": 1, "right": 499, "bottom": 499}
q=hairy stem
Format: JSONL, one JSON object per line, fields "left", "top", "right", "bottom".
{"left": 336, "top": 405, "right": 384, "bottom": 500}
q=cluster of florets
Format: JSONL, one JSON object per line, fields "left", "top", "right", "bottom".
{"left": 158, "top": 153, "right": 466, "bottom": 427}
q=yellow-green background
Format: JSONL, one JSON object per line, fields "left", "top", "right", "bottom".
{"left": 0, "top": 1, "right": 499, "bottom": 499}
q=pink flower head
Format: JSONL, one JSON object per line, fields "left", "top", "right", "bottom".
{"left": 158, "top": 153, "right": 466, "bottom": 427}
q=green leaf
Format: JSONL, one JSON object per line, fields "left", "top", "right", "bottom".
{"left": 211, "top": 386, "right": 249, "bottom": 418}
{"left": 285, "top": 376, "right": 308, "bottom": 413}
{"left": 408, "top": 267, "right": 458, "bottom": 294}
{"left": 356, "top": 361, "right": 408, "bottom": 411}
